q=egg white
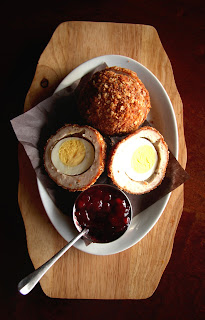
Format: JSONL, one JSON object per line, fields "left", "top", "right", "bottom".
{"left": 51, "top": 137, "right": 95, "bottom": 175}
{"left": 124, "top": 137, "right": 158, "bottom": 181}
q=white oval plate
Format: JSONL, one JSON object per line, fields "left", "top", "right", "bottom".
{"left": 37, "top": 55, "right": 178, "bottom": 256}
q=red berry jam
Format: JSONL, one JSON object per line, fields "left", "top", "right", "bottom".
{"left": 73, "top": 185, "right": 131, "bottom": 243}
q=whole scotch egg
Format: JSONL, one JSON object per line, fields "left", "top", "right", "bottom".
{"left": 107, "top": 126, "right": 169, "bottom": 194}
{"left": 78, "top": 66, "right": 151, "bottom": 136}
{"left": 44, "top": 124, "right": 106, "bottom": 191}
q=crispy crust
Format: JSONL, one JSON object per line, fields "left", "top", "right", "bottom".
{"left": 44, "top": 124, "right": 106, "bottom": 191}
{"left": 107, "top": 126, "right": 169, "bottom": 194}
{"left": 78, "top": 66, "right": 151, "bottom": 136}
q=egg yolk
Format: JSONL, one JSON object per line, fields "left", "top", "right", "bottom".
{"left": 131, "top": 145, "right": 156, "bottom": 173}
{"left": 58, "top": 139, "right": 86, "bottom": 167}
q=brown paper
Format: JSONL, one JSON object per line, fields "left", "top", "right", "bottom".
{"left": 11, "top": 64, "right": 189, "bottom": 220}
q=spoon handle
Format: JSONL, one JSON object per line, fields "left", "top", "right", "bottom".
{"left": 18, "top": 229, "right": 88, "bottom": 295}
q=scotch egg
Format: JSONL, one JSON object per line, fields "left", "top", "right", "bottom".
{"left": 44, "top": 124, "right": 106, "bottom": 191}
{"left": 107, "top": 126, "right": 169, "bottom": 194}
{"left": 78, "top": 66, "right": 151, "bottom": 136}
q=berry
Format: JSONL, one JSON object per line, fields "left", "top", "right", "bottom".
{"left": 92, "top": 199, "right": 103, "bottom": 212}
{"left": 103, "top": 192, "right": 112, "bottom": 202}
{"left": 80, "top": 194, "right": 91, "bottom": 206}
{"left": 102, "top": 202, "right": 111, "bottom": 213}
{"left": 77, "top": 199, "right": 85, "bottom": 209}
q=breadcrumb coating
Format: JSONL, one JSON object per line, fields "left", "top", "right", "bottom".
{"left": 78, "top": 67, "right": 151, "bottom": 136}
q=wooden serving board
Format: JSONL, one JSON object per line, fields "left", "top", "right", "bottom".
{"left": 19, "top": 21, "right": 187, "bottom": 299}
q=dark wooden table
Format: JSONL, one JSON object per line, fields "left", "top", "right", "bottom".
{"left": 1, "top": 1, "right": 204, "bottom": 319}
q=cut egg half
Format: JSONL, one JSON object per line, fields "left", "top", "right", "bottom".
{"left": 44, "top": 124, "right": 106, "bottom": 192}
{"left": 51, "top": 137, "right": 95, "bottom": 176}
{"left": 125, "top": 138, "right": 158, "bottom": 181}
{"left": 107, "top": 126, "right": 169, "bottom": 195}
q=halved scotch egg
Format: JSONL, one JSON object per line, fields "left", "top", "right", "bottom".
{"left": 44, "top": 124, "right": 106, "bottom": 191}
{"left": 107, "top": 126, "right": 169, "bottom": 194}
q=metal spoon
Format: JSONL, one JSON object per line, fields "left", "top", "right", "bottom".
{"left": 18, "top": 228, "right": 88, "bottom": 295}
{"left": 18, "top": 184, "right": 132, "bottom": 295}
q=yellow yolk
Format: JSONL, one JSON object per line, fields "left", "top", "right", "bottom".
{"left": 51, "top": 137, "right": 95, "bottom": 175}
{"left": 131, "top": 145, "right": 156, "bottom": 174}
{"left": 59, "top": 139, "right": 85, "bottom": 167}
{"left": 125, "top": 137, "right": 158, "bottom": 181}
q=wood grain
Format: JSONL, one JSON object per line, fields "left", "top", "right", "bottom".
{"left": 19, "top": 21, "right": 187, "bottom": 299}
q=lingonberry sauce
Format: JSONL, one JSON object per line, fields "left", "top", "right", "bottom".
{"left": 73, "top": 185, "right": 131, "bottom": 243}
